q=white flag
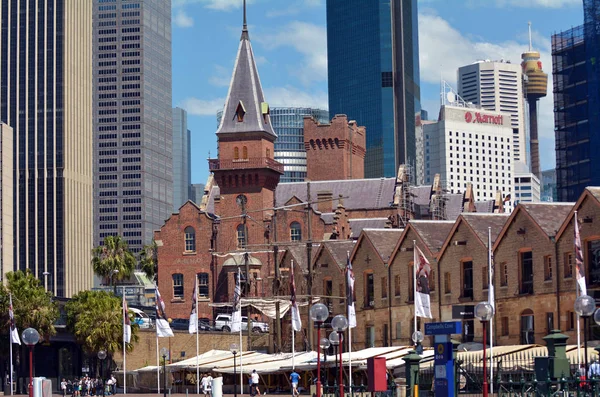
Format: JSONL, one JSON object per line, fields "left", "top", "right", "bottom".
{"left": 231, "top": 268, "right": 242, "bottom": 333}
{"left": 189, "top": 276, "right": 198, "bottom": 334}
{"left": 123, "top": 295, "right": 131, "bottom": 344}
{"left": 290, "top": 261, "right": 302, "bottom": 332}
{"left": 414, "top": 245, "right": 433, "bottom": 319}
{"left": 346, "top": 256, "right": 356, "bottom": 328}
{"left": 488, "top": 228, "right": 495, "bottom": 312}
{"left": 9, "top": 294, "right": 20, "bottom": 345}
{"left": 155, "top": 286, "right": 174, "bottom": 337}
{"left": 575, "top": 212, "right": 587, "bottom": 296}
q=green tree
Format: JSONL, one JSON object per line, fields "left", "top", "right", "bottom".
{"left": 92, "top": 235, "right": 136, "bottom": 292}
{"left": 0, "top": 270, "right": 59, "bottom": 339}
{"left": 66, "top": 290, "right": 139, "bottom": 355}
{"left": 139, "top": 240, "right": 158, "bottom": 282}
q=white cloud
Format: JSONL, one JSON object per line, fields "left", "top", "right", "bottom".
{"left": 208, "top": 65, "right": 232, "bottom": 87}
{"left": 173, "top": 9, "right": 194, "bottom": 28}
{"left": 172, "top": 0, "right": 252, "bottom": 11}
{"left": 258, "top": 21, "right": 327, "bottom": 85}
{"left": 419, "top": 11, "right": 555, "bottom": 144}
{"left": 179, "top": 97, "right": 225, "bottom": 116}
{"left": 493, "top": 0, "right": 579, "bottom": 7}
{"left": 264, "top": 86, "right": 328, "bottom": 109}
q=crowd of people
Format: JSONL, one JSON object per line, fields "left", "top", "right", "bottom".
{"left": 60, "top": 375, "right": 117, "bottom": 397}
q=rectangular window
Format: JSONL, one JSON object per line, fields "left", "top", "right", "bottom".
{"left": 588, "top": 240, "right": 600, "bottom": 285}
{"left": 520, "top": 251, "right": 534, "bottom": 294}
{"left": 500, "top": 262, "right": 508, "bottom": 286}
{"left": 339, "top": 283, "right": 345, "bottom": 305}
{"left": 365, "top": 273, "right": 374, "bottom": 308}
{"left": 173, "top": 274, "right": 184, "bottom": 299}
{"left": 501, "top": 317, "right": 509, "bottom": 336}
{"left": 546, "top": 312, "right": 554, "bottom": 334}
{"left": 462, "top": 261, "right": 474, "bottom": 299}
{"left": 365, "top": 326, "right": 375, "bottom": 348}
{"left": 383, "top": 324, "right": 389, "bottom": 347}
{"left": 482, "top": 266, "right": 489, "bottom": 290}
{"left": 567, "top": 311, "right": 575, "bottom": 330}
{"left": 408, "top": 263, "right": 414, "bottom": 301}
{"left": 395, "top": 322, "right": 401, "bottom": 339}
{"left": 381, "top": 277, "right": 388, "bottom": 299}
{"left": 444, "top": 272, "right": 451, "bottom": 294}
{"left": 197, "top": 273, "right": 209, "bottom": 298}
{"left": 394, "top": 275, "right": 401, "bottom": 297}
{"left": 544, "top": 255, "right": 553, "bottom": 281}
{"left": 564, "top": 252, "right": 573, "bottom": 278}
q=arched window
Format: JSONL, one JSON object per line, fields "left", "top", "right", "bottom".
{"left": 290, "top": 222, "right": 302, "bottom": 241}
{"left": 520, "top": 309, "right": 535, "bottom": 344}
{"left": 184, "top": 226, "right": 196, "bottom": 252}
{"left": 234, "top": 147, "right": 239, "bottom": 160}
{"left": 197, "top": 272, "right": 209, "bottom": 298}
{"left": 172, "top": 273, "right": 184, "bottom": 299}
{"left": 266, "top": 148, "right": 270, "bottom": 158}
{"left": 237, "top": 224, "right": 246, "bottom": 248}
{"left": 243, "top": 146, "right": 248, "bottom": 159}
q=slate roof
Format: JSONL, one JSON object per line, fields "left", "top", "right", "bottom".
{"left": 409, "top": 220, "right": 455, "bottom": 253}
{"left": 520, "top": 203, "right": 574, "bottom": 237}
{"left": 349, "top": 218, "right": 389, "bottom": 237}
{"left": 284, "top": 244, "right": 319, "bottom": 272}
{"left": 321, "top": 240, "right": 356, "bottom": 270}
{"left": 361, "top": 228, "right": 404, "bottom": 263}
{"left": 215, "top": 16, "right": 276, "bottom": 139}
{"left": 460, "top": 213, "right": 510, "bottom": 247}
{"left": 587, "top": 187, "right": 600, "bottom": 203}
{"left": 475, "top": 200, "right": 496, "bottom": 213}
{"left": 275, "top": 178, "right": 397, "bottom": 211}
{"left": 409, "top": 186, "right": 432, "bottom": 206}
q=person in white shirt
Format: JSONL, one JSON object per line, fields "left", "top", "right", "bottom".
{"left": 250, "top": 370, "right": 260, "bottom": 396}
{"left": 206, "top": 374, "right": 213, "bottom": 397}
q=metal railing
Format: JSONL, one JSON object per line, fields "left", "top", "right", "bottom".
{"left": 208, "top": 157, "right": 284, "bottom": 174}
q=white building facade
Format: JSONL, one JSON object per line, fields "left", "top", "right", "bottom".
{"left": 458, "top": 61, "right": 527, "bottom": 169}
{"left": 514, "top": 162, "right": 541, "bottom": 205}
{"left": 424, "top": 105, "right": 514, "bottom": 209}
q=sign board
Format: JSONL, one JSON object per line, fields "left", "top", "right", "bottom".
{"left": 425, "top": 321, "right": 462, "bottom": 336}
{"left": 452, "top": 305, "right": 475, "bottom": 319}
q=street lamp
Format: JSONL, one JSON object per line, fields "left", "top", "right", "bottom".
{"left": 42, "top": 271, "right": 50, "bottom": 292}
{"left": 310, "top": 303, "right": 329, "bottom": 397}
{"left": 319, "top": 338, "right": 331, "bottom": 387}
{"left": 475, "top": 301, "right": 494, "bottom": 397}
{"left": 230, "top": 343, "right": 238, "bottom": 397}
{"left": 412, "top": 330, "right": 424, "bottom": 354}
{"left": 575, "top": 295, "right": 596, "bottom": 377}
{"left": 331, "top": 314, "right": 348, "bottom": 397}
{"left": 22, "top": 328, "right": 40, "bottom": 397}
{"left": 328, "top": 331, "right": 339, "bottom": 385}
{"left": 98, "top": 350, "right": 107, "bottom": 396}
{"left": 110, "top": 269, "right": 119, "bottom": 294}
{"left": 160, "top": 347, "right": 169, "bottom": 397}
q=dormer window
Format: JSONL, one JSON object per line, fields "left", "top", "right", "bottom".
{"left": 235, "top": 101, "right": 246, "bottom": 122}
{"left": 261, "top": 102, "right": 270, "bottom": 124}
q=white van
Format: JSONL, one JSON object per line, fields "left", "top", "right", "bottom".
{"left": 129, "top": 307, "right": 152, "bottom": 329}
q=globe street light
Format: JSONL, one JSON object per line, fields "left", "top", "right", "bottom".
{"left": 97, "top": 350, "right": 107, "bottom": 396}
{"left": 331, "top": 314, "right": 348, "bottom": 397}
{"left": 328, "top": 331, "right": 339, "bottom": 385}
{"left": 230, "top": 343, "right": 239, "bottom": 397}
{"left": 22, "top": 328, "right": 40, "bottom": 397}
{"left": 310, "top": 303, "right": 329, "bottom": 397}
{"left": 160, "top": 347, "right": 169, "bottom": 397}
{"left": 575, "top": 294, "right": 596, "bottom": 377}
{"left": 412, "top": 330, "right": 424, "bottom": 354}
{"left": 475, "top": 302, "right": 494, "bottom": 397}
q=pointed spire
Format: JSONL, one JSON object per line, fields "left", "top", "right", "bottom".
{"left": 241, "top": 0, "right": 249, "bottom": 40}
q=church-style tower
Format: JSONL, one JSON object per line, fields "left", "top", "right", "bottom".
{"left": 209, "top": 1, "right": 283, "bottom": 257}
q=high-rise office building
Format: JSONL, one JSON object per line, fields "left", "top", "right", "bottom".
{"left": 93, "top": 0, "right": 173, "bottom": 253}
{"left": 172, "top": 107, "right": 191, "bottom": 211}
{"left": 552, "top": 0, "right": 600, "bottom": 201}
{"left": 326, "top": 0, "right": 421, "bottom": 178}
{"left": 272, "top": 107, "right": 328, "bottom": 182}
{"left": 458, "top": 60, "right": 527, "bottom": 169}
{"left": 189, "top": 183, "right": 205, "bottom": 205}
{"left": 0, "top": 0, "right": 93, "bottom": 297}
{"left": 0, "top": 124, "right": 13, "bottom": 284}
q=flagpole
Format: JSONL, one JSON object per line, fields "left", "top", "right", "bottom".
{"left": 346, "top": 251, "right": 352, "bottom": 394}
{"left": 575, "top": 211, "right": 582, "bottom": 365}
{"left": 196, "top": 274, "right": 200, "bottom": 395}
{"left": 488, "top": 227, "right": 494, "bottom": 396}
{"left": 156, "top": 328, "right": 160, "bottom": 395}
{"left": 413, "top": 240, "right": 417, "bottom": 343}
{"left": 9, "top": 293, "right": 13, "bottom": 397}
{"left": 239, "top": 320, "right": 243, "bottom": 393}
{"left": 291, "top": 260, "right": 296, "bottom": 370}
{"left": 123, "top": 289, "right": 127, "bottom": 395}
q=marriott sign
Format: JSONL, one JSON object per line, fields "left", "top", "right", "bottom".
{"left": 464, "top": 111, "right": 504, "bottom": 125}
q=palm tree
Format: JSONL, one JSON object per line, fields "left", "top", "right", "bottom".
{"left": 92, "top": 235, "right": 136, "bottom": 293}
{"left": 139, "top": 240, "right": 158, "bottom": 282}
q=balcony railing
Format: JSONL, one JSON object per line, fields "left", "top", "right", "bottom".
{"left": 208, "top": 157, "right": 284, "bottom": 174}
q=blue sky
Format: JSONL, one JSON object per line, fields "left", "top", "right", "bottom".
{"left": 172, "top": 0, "right": 584, "bottom": 185}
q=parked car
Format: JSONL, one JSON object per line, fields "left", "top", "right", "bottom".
{"left": 130, "top": 307, "right": 153, "bottom": 329}
{"left": 214, "top": 314, "right": 269, "bottom": 333}
{"left": 171, "top": 318, "right": 213, "bottom": 332}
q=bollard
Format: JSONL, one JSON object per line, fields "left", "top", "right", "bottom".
{"left": 186, "top": 389, "right": 188, "bottom": 397}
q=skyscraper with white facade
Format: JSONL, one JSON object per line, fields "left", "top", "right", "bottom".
{"left": 172, "top": 107, "right": 191, "bottom": 211}
{"left": 458, "top": 60, "right": 527, "bottom": 168}
{"left": 93, "top": 0, "right": 173, "bottom": 253}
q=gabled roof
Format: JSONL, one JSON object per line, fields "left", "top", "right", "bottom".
{"left": 312, "top": 240, "right": 355, "bottom": 271}
{"left": 282, "top": 244, "right": 319, "bottom": 273}
{"left": 492, "top": 202, "right": 573, "bottom": 250}
{"left": 352, "top": 228, "right": 404, "bottom": 265}
{"left": 555, "top": 187, "right": 600, "bottom": 241}
{"left": 349, "top": 218, "right": 389, "bottom": 237}
{"left": 409, "top": 220, "right": 455, "bottom": 255}
{"left": 215, "top": 7, "right": 276, "bottom": 139}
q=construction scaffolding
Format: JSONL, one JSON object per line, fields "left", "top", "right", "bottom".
{"left": 430, "top": 174, "right": 448, "bottom": 221}
{"left": 395, "top": 164, "right": 415, "bottom": 227}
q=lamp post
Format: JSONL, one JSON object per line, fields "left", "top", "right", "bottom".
{"left": 42, "top": 271, "right": 50, "bottom": 292}
{"left": 230, "top": 343, "right": 238, "bottom": 397}
{"left": 310, "top": 303, "right": 329, "bottom": 397}
{"left": 22, "top": 328, "right": 40, "bottom": 397}
{"left": 160, "top": 347, "right": 168, "bottom": 397}
{"left": 97, "top": 350, "right": 107, "bottom": 396}
{"left": 475, "top": 301, "right": 494, "bottom": 397}
{"left": 331, "top": 315, "right": 348, "bottom": 397}
{"left": 110, "top": 269, "right": 119, "bottom": 294}
{"left": 412, "top": 330, "right": 424, "bottom": 355}
{"left": 575, "top": 294, "right": 596, "bottom": 377}
{"left": 319, "top": 337, "right": 331, "bottom": 387}
{"left": 328, "top": 331, "right": 339, "bottom": 385}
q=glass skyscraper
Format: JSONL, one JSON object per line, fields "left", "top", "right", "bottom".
{"left": 172, "top": 107, "right": 191, "bottom": 211}
{"left": 1, "top": 0, "right": 94, "bottom": 297}
{"left": 93, "top": 0, "right": 173, "bottom": 253}
{"left": 327, "top": 0, "right": 421, "bottom": 178}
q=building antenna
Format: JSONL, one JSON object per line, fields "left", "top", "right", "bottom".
{"left": 243, "top": 0, "right": 247, "bottom": 32}
{"left": 528, "top": 21, "right": 532, "bottom": 51}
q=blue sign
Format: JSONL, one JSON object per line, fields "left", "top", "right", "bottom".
{"left": 434, "top": 342, "right": 453, "bottom": 364}
{"left": 425, "top": 321, "right": 462, "bottom": 336}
